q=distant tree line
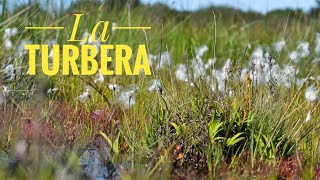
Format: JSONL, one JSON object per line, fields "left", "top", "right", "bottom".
{"left": 69, "top": 0, "right": 140, "bottom": 11}
{"left": 104, "top": 0, "right": 139, "bottom": 10}
{"left": 312, "top": 0, "right": 320, "bottom": 17}
{"left": 3, "top": 0, "right": 320, "bottom": 19}
{"left": 1, "top": 0, "right": 140, "bottom": 17}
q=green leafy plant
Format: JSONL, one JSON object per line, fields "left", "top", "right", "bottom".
{"left": 227, "top": 132, "right": 245, "bottom": 147}
{"left": 100, "top": 131, "right": 121, "bottom": 154}
{"left": 208, "top": 120, "right": 225, "bottom": 143}
{"left": 171, "top": 122, "right": 187, "bottom": 137}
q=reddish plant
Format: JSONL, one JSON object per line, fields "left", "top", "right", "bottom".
{"left": 277, "top": 153, "right": 303, "bottom": 179}
{"left": 315, "top": 164, "right": 320, "bottom": 179}
{"left": 22, "top": 119, "right": 60, "bottom": 149}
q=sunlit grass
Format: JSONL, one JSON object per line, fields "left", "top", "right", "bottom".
{"left": 1, "top": 1, "right": 320, "bottom": 179}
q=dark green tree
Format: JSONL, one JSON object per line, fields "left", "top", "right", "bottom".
{"left": 104, "top": 0, "right": 139, "bottom": 10}
{"left": 310, "top": 0, "right": 320, "bottom": 17}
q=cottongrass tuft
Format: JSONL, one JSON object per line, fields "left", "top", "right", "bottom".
{"left": 305, "top": 111, "right": 312, "bottom": 123}
{"left": 118, "top": 89, "right": 136, "bottom": 108}
{"left": 305, "top": 86, "right": 318, "bottom": 103}
{"left": 108, "top": 84, "right": 120, "bottom": 92}
{"left": 297, "top": 42, "right": 310, "bottom": 59}
{"left": 175, "top": 64, "right": 189, "bottom": 82}
{"left": 287, "top": 42, "right": 310, "bottom": 64}
{"left": 94, "top": 69, "right": 104, "bottom": 84}
{"left": 47, "top": 88, "right": 58, "bottom": 95}
{"left": 4, "top": 64, "right": 15, "bottom": 81}
{"left": 195, "top": 45, "right": 209, "bottom": 58}
{"left": 148, "top": 79, "right": 162, "bottom": 93}
{"left": 273, "top": 39, "right": 286, "bottom": 53}
{"left": 3, "top": 27, "right": 18, "bottom": 50}
{"left": 76, "top": 87, "right": 90, "bottom": 103}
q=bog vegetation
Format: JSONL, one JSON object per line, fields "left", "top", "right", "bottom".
{"left": 1, "top": 0, "right": 320, "bottom": 179}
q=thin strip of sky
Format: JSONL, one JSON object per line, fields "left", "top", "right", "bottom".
{"left": 140, "top": 0, "right": 317, "bottom": 13}
{"left": 0, "top": 0, "right": 318, "bottom": 14}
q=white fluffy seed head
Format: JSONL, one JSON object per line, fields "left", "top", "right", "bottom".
{"left": 305, "top": 86, "right": 318, "bottom": 103}
{"left": 305, "top": 111, "right": 312, "bottom": 123}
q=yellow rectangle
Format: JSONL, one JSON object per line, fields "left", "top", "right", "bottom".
{"left": 25, "top": 27, "right": 64, "bottom": 30}
{"left": 113, "top": 27, "right": 151, "bottom": 30}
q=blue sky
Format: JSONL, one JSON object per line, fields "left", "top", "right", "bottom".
{"left": 140, "top": 0, "right": 317, "bottom": 13}
{"left": 2, "top": 0, "right": 319, "bottom": 14}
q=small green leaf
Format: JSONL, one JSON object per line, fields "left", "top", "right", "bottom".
{"left": 208, "top": 121, "right": 224, "bottom": 142}
{"left": 100, "top": 131, "right": 112, "bottom": 147}
{"left": 227, "top": 132, "right": 245, "bottom": 147}
{"left": 113, "top": 132, "right": 121, "bottom": 154}
{"left": 171, "top": 122, "right": 181, "bottom": 136}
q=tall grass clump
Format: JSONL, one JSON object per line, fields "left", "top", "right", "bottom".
{"left": 1, "top": 0, "right": 320, "bottom": 179}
